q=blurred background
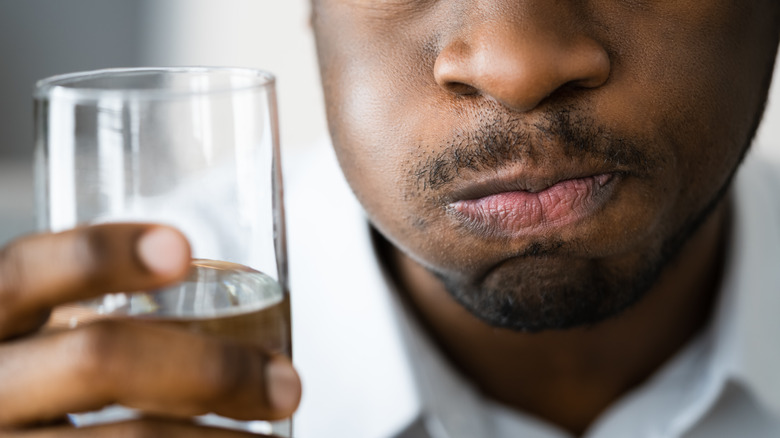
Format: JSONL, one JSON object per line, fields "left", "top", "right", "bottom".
{"left": 0, "top": 0, "right": 324, "bottom": 245}
{"left": 1, "top": 0, "right": 779, "bottom": 245}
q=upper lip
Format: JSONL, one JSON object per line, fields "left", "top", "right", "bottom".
{"left": 445, "top": 163, "right": 623, "bottom": 203}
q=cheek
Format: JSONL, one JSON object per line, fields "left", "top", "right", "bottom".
{"left": 594, "top": 1, "right": 769, "bottom": 211}
{"left": 314, "top": 0, "right": 776, "bottom": 278}
{"left": 317, "top": 24, "right": 448, "bottom": 238}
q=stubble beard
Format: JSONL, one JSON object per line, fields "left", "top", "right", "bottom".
{"left": 416, "top": 105, "right": 754, "bottom": 333}
{"left": 430, "top": 41, "right": 779, "bottom": 333}
{"left": 436, "top": 181, "right": 732, "bottom": 333}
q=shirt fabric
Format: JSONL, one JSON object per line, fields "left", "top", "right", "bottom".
{"left": 287, "top": 143, "right": 780, "bottom": 438}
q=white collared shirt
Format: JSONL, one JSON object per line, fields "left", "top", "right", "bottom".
{"left": 287, "top": 143, "right": 780, "bottom": 438}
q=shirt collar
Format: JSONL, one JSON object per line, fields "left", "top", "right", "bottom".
{"left": 291, "top": 143, "right": 780, "bottom": 437}
{"left": 577, "top": 151, "right": 780, "bottom": 437}
{"left": 374, "top": 150, "right": 780, "bottom": 437}
{"left": 712, "top": 151, "right": 780, "bottom": 416}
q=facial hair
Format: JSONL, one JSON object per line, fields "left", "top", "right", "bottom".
{"left": 410, "top": 105, "right": 746, "bottom": 333}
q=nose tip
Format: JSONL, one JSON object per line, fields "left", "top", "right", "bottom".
{"left": 433, "top": 30, "right": 611, "bottom": 113}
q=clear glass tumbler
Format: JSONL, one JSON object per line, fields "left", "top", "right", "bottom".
{"left": 34, "top": 67, "right": 291, "bottom": 436}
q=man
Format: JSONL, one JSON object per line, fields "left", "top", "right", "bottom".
{"left": 0, "top": 0, "right": 778, "bottom": 437}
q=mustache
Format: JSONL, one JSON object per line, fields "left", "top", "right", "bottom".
{"left": 412, "top": 107, "right": 657, "bottom": 192}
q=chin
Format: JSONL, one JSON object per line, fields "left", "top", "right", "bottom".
{"left": 433, "top": 251, "right": 662, "bottom": 332}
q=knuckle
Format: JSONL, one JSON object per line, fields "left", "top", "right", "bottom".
{"left": 68, "top": 320, "right": 124, "bottom": 382}
{"left": 0, "top": 241, "right": 48, "bottom": 338}
{"left": 0, "top": 239, "right": 33, "bottom": 310}
{"left": 74, "top": 226, "right": 114, "bottom": 288}
{"left": 199, "top": 342, "right": 255, "bottom": 401}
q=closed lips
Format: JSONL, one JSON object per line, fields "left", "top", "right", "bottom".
{"left": 450, "top": 173, "right": 616, "bottom": 235}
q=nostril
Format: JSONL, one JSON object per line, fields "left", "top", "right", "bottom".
{"left": 443, "top": 81, "right": 480, "bottom": 96}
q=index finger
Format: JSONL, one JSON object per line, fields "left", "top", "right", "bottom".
{"left": 0, "top": 224, "right": 191, "bottom": 339}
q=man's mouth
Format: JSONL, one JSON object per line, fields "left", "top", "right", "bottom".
{"left": 449, "top": 172, "right": 619, "bottom": 236}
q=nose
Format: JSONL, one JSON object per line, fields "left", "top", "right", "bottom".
{"left": 433, "top": 6, "right": 611, "bottom": 113}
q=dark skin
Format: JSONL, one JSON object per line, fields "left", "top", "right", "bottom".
{"left": 0, "top": 0, "right": 778, "bottom": 436}
{"left": 311, "top": 0, "right": 779, "bottom": 434}
{"left": 382, "top": 202, "right": 726, "bottom": 432}
{"left": 0, "top": 225, "right": 301, "bottom": 436}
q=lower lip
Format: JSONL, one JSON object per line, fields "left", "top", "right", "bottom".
{"left": 450, "top": 174, "right": 617, "bottom": 235}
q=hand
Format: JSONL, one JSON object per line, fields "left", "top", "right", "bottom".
{"left": 0, "top": 224, "right": 301, "bottom": 436}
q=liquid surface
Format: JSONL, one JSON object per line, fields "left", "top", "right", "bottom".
{"left": 48, "top": 259, "right": 290, "bottom": 354}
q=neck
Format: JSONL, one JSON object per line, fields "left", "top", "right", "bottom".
{"left": 381, "top": 200, "right": 730, "bottom": 436}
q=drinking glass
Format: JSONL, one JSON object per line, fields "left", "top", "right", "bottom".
{"left": 34, "top": 67, "right": 291, "bottom": 436}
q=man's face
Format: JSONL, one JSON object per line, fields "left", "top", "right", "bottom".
{"left": 312, "top": 0, "right": 779, "bottom": 331}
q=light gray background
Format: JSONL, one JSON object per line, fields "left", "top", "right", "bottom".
{"left": 1, "top": 0, "right": 778, "bottom": 245}
{"left": 0, "top": 0, "right": 323, "bottom": 244}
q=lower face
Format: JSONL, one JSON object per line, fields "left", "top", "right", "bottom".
{"left": 312, "top": 0, "right": 779, "bottom": 331}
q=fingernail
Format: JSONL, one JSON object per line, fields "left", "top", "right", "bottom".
{"left": 266, "top": 356, "right": 301, "bottom": 413}
{"left": 137, "top": 227, "right": 189, "bottom": 277}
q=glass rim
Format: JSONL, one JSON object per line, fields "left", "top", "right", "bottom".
{"left": 34, "top": 66, "right": 276, "bottom": 101}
